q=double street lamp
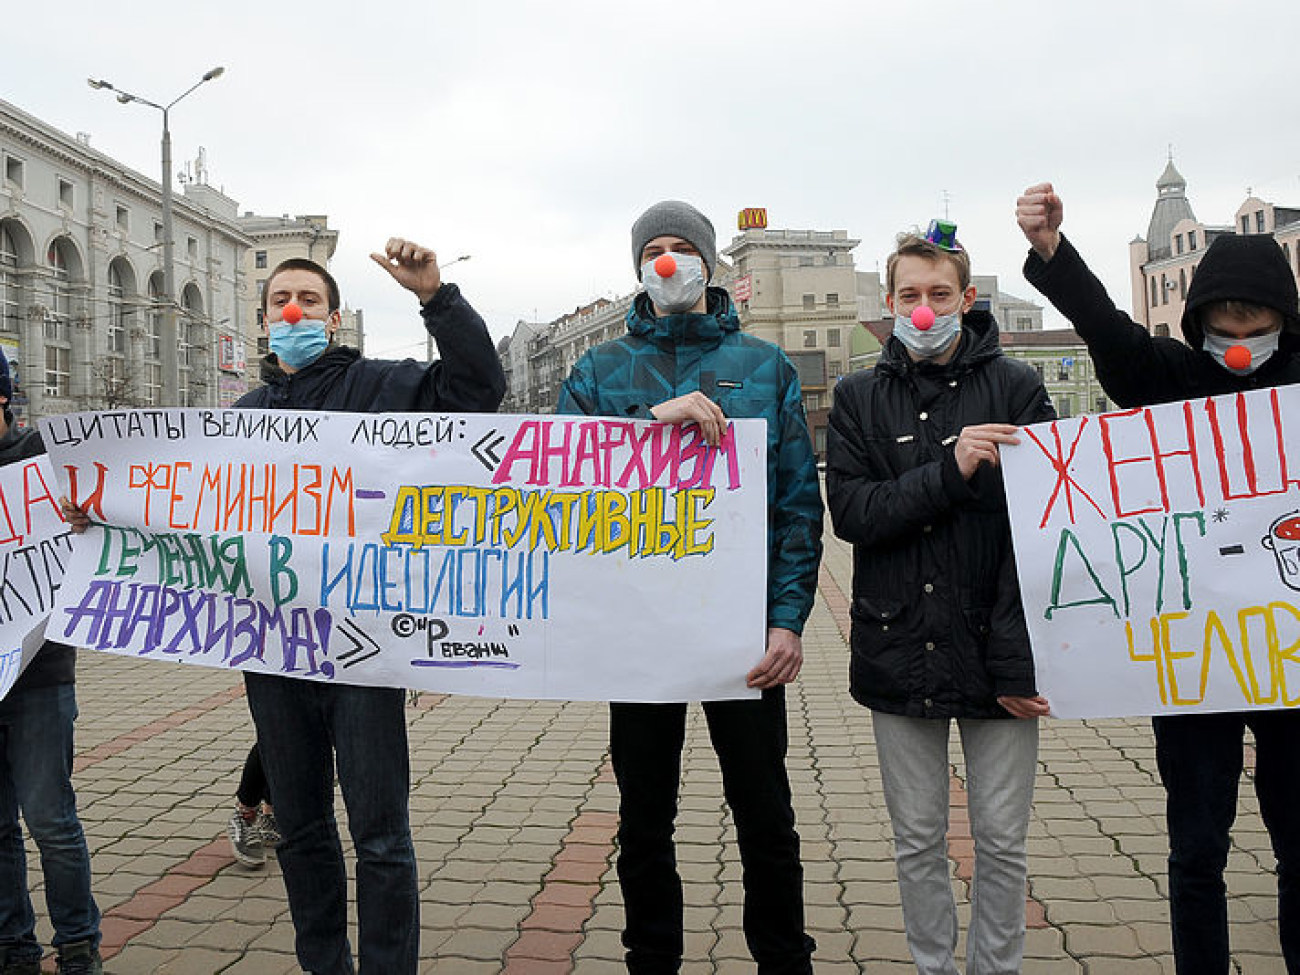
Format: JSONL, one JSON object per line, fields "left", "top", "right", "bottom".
{"left": 87, "top": 67, "right": 225, "bottom": 405}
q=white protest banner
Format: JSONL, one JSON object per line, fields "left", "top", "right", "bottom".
{"left": 1003, "top": 386, "right": 1300, "bottom": 718}
{"left": 40, "top": 409, "right": 767, "bottom": 702}
{"left": 0, "top": 455, "right": 73, "bottom": 701}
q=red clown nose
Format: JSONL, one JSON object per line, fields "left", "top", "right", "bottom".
{"left": 911, "top": 306, "right": 936, "bottom": 331}
{"left": 653, "top": 254, "right": 677, "bottom": 278}
{"left": 282, "top": 303, "right": 303, "bottom": 325}
{"left": 1224, "top": 345, "right": 1252, "bottom": 370}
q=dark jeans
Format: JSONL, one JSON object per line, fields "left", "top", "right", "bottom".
{"left": 610, "top": 688, "right": 815, "bottom": 974}
{"left": 236, "top": 743, "right": 270, "bottom": 809}
{"left": 0, "top": 683, "right": 100, "bottom": 962}
{"left": 245, "top": 673, "right": 418, "bottom": 975}
{"left": 1154, "top": 710, "right": 1300, "bottom": 974}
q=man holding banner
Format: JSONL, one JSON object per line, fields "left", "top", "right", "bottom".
{"left": 826, "top": 224, "right": 1054, "bottom": 975}
{"left": 559, "top": 200, "right": 823, "bottom": 974}
{"left": 0, "top": 350, "right": 103, "bottom": 975}
{"left": 1018, "top": 183, "right": 1300, "bottom": 973}
{"left": 234, "top": 240, "right": 505, "bottom": 975}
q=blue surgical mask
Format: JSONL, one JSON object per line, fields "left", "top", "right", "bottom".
{"left": 1202, "top": 329, "right": 1280, "bottom": 374}
{"left": 270, "top": 321, "right": 330, "bottom": 370}
{"left": 892, "top": 308, "right": 962, "bottom": 357}
{"left": 641, "top": 253, "right": 707, "bottom": 314}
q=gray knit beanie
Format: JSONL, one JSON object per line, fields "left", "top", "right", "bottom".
{"left": 631, "top": 201, "right": 716, "bottom": 281}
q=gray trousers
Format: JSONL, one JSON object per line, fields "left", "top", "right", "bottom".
{"left": 872, "top": 711, "right": 1038, "bottom": 975}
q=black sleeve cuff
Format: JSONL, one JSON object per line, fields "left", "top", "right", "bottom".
{"left": 420, "top": 282, "right": 462, "bottom": 315}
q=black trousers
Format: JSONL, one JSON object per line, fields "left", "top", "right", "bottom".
{"left": 610, "top": 687, "right": 815, "bottom": 974}
{"left": 1154, "top": 709, "right": 1300, "bottom": 974}
{"left": 235, "top": 743, "right": 270, "bottom": 809}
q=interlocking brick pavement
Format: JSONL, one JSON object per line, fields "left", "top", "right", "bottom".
{"left": 17, "top": 522, "right": 1289, "bottom": 972}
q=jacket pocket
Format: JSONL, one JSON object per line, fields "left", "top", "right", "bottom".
{"left": 851, "top": 595, "right": 906, "bottom": 627}
{"left": 962, "top": 607, "right": 993, "bottom": 644}
{"left": 959, "top": 607, "right": 995, "bottom": 701}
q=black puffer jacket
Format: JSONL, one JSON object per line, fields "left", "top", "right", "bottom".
{"left": 1023, "top": 235, "right": 1300, "bottom": 408}
{"left": 237, "top": 284, "right": 505, "bottom": 412}
{"left": 826, "top": 310, "right": 1056, "bottom": 718}
{"left": 0, "top": 422, "right": 76, "bottom": 693}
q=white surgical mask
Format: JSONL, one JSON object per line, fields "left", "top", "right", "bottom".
{"left": 641, "top": 252, "right": 706, "bottom": 314}
{"left": 892, "top": 308, "right": 962, "bottom": 357}
{"left": 1202, "top": 329, "right": 1280, "bottom": 374}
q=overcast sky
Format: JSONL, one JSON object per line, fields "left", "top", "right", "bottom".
{"left": 6, "top": 0, "right": 1298, "bottom": 356}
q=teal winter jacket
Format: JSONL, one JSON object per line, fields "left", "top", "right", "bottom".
{"left": 557, "top": 287, "right": 824, "bottom": 634}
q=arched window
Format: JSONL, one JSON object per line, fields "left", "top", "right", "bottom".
{"left": 0, "top": 225, "right": 16, "bottom": 334}
{"left": 144, "top": 272, "right": 164, "bottom": 405}
{"left": 179, "top": 283, "right": 205, "bottom": 406}
{"left": 107, "top": 261, "right": 129, "bottom": 354}
{"left": 46, "top": 239, "right": 72, "bottom": 340}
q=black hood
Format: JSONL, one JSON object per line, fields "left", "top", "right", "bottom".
{"left": 1181, "top": 233, "right": 1300, "bottom": 349}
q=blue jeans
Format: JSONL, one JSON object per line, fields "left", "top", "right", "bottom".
{"left": 610, "top": 688, "right": 815, "bottom": 974}
{"left": 244, "top": 674, "right": 418, "bottom": 975}
{"left": 1154, "top": 710, "right": 1300, "bottom": 974}
{"left": 872, "top": 712, "right": 1038, "bottom": 975}
{"left": 0, "top": 683, "right": 100, "bottom": 962}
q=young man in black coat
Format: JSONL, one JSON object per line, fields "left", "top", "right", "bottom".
{"left": 1018, "top": 181, "right": 1300, "bottom": 974}
{"left": 238, "top": 240, "right": 505, "bottom": 974}
{"left": 826, "top": 227, "right": 1053, "bottom": 975}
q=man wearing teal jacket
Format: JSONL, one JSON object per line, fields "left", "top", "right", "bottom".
{"left": 559, "top": 200, "right": 822, "bottom": 974}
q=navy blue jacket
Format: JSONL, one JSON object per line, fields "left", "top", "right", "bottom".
{"left": 237, "top": 284, "right": 505, "bottom": 413}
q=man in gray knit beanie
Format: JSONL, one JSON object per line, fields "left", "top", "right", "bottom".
{"left": 556, "top": 202, "right": 822, "bottom": 973}
{"left": 630, "top": 200, "right": 717, "bottom": 281}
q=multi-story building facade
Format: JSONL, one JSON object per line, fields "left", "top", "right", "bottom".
{"left": 998, "top": 328, "right": 1109, "bottom": 419}
{"left": 523, "top": 297, "right": 627, "bottom": 414}
{"left": 1129, "top": 159, "right": 1300, "bottom": 342}
{"left": 722, "top": 226, "right": 860, "bottom": 455}
{"left": 0, "top": 99, "right": 251, "bottom": 424}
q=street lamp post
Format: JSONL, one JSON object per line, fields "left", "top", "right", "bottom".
{"left": 88, "top": 67, "right": 224, "bottom": 406}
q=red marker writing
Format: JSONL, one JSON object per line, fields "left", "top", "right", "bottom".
{"left": 282, "top": 302, "right": 303, "bottom": 325}
{"left": 653, "top": 254, "right": 677, "bottom": 278}
{"left": 911, "top": 305, "right": 936, "bottom": 331}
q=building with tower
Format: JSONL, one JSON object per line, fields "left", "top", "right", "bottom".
{"left": 1129, "top": 158, "right": 1300, "bottom": 343}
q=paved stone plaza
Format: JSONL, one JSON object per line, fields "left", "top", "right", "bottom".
{"left": 19, "top": 527, "right": 1289, "bottom": 973}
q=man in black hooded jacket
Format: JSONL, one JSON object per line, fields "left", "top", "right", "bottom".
{"left": 234, "top": 239, "right": 505, "bottom": 975}
{"left": 1018, "top": 181, "right": 1300, "bottom": 974}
